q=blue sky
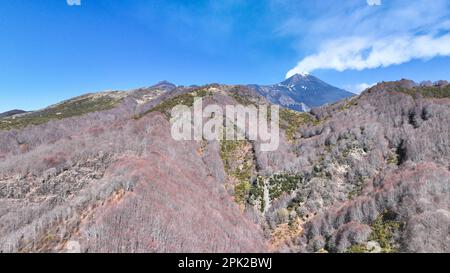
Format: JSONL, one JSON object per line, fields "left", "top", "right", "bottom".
{"left": 1, "top": 0, "right": 450, "bottom": 112}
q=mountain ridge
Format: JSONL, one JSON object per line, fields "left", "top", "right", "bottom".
{"left": 0, "top": 109, "right": 27, "bottom": 118}
{"left": 0, "top": 75, "right": 350, "bottom": 124}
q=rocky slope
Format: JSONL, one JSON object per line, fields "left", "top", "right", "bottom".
{"left": 0, "top": 79, "right": 448, "bottom": 253}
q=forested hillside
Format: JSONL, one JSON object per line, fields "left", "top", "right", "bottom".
{"left": 0, "top": 79, "right": 448, "bottom": 253}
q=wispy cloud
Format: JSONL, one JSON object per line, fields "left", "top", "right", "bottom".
{"left": 67, "top": 0, "right": 81, "bottom": 6}
{"left": 367, "top": 0, "right": 381, "bottom": 6}
{"left": 284, "top": 0, "right": 450, "bottom": 77}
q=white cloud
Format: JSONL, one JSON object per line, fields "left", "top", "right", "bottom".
{"left": 287, "top": 33, "right": 450, "bottom": 77}
{"left": 367, "top": 0, "right": 381, "bottom": 6}
{"left": 344, "top": 82, "right": 377, "bottom": 94}
{"left": 284, "top": 0, "right": 450, "bottom": 77}
{"left": 67, "top": 0, "right": 81, "bottom": 6}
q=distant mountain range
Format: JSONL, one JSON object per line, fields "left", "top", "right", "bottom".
{"left": 0, "top": 74, "right": 353, "bottom": 118}
{"left": 249, "top": 74, "right": 355, "bottom": 111}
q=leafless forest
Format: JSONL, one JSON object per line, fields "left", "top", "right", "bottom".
{"left": 0, "top": 80, "right": 449, "bottom": 253}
